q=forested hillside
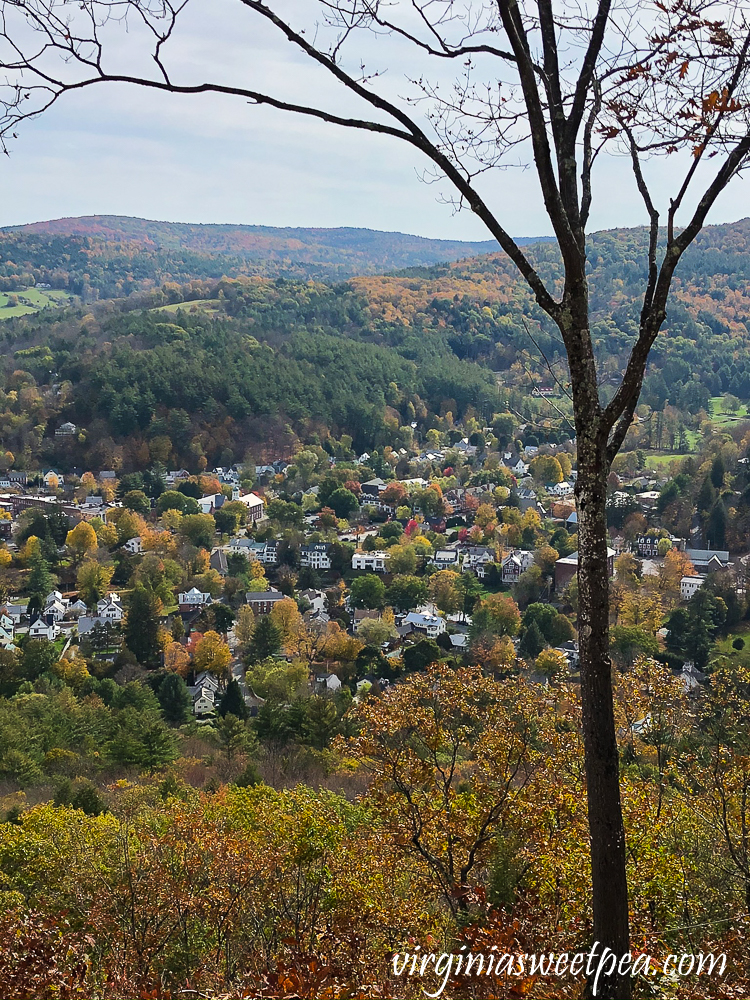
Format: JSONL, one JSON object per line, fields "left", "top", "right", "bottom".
{"left": 1, "top": 216, "right": 750, "bottom": 471}
{"left": 0, "top": 216, "right": 513, "bottom": 291}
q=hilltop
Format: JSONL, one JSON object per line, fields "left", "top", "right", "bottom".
{"left": 1, "top": 214, "right": 550, "bottom": 286}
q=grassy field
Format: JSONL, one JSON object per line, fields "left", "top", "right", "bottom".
{"left": 152, "top": 299, "right": 225, "bottom": 317}
{"left": 644, "top": 452, "right": 687, "bottom": 471}
{"left": 709, "top": 395, "right": 750, "bottom": 424}
{"left": 710, "top": 625, "right": 750, "bottom": 667}
{"left": 0, "top": 288, "right": 74, "bottom": 318}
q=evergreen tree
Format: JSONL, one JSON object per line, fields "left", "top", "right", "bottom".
{"left": 26, "top": 552, "right": 54, "bottom": 616}
{"left": 156, "top": 672, "right": 192, "bottom": 725}
{"left": 707, "top": 499, "right": 728, "bottom": 549}
{"left": 124, "top": 584, "right": 162, "bottom": 667}
{"left": 519, "top": 621, "right": 545, "bottom": 660}
{"left": 710, "top": 453, "right": 726, "bottom": 490}
{"left": 303, "top": 695, "right": 339, "bottom": 749}
{"left": 696, "top": 476, "right": 716, "bottom": 514}
{"left": 402, "top": 638, "right": 441, "bottom": 673}
{"left": 250, "top": 616, "right": 282, "bottom": 662}
{"left": 219, "top": 678, "right": 249, "bottom": 720}
{"left": 214, "top": 713, "right": 258, "bottom": 761}
{"left": 20, "top": 639, "right": 56, "bottom": 681}
{"left": 211, "top": 603, "right": 235, "bottom": 634}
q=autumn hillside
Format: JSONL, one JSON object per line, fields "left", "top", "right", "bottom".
{"left": 0, "top": 215, "right": 523, "bottom": 288}
{"left": 1, "top": 215, "right": 750, "bottom": 470}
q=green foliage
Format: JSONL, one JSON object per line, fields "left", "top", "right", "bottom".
{"left": 611, "top": 626, "right": 660, "bottom": 667}
{"left": 326, "top": 487, "right": 359, "bottom": 519}
{"left": 522, "top": 603, "right": 575, "bottom": 647}
{"left": 402, "top": 638, "right": 441, "bottom": 673}
{"left": 349, "top": 575, "right": 387, "bottom": 610}
{"left": 519, "top": 621, "right": 545, "bottom": 660}
{"left": 153, "top": 673, "right": 192, "bottom": 726}
{"left": 157, "top": 490, "right": 200, "bottom": 515}
{"left": 220, "top": 679, "right": 249, "bottom": 720}
{"left": 666, "top": 588, "right": 728, "bottom": 670}
{"left": 53, "top": 779, "right": 107, "bottom": 816}
{"left": 26, "top": 552, "right": 54, "bottom": 616}
{"left": 122, "top": 489, "right": 150, "bottom": 515}
{"left": 124, "top": 585, "right": 162, "bottom": 667}
{"left": 250, "top": 616, "right": 283, "bottom": 662}
{"left": 386, "top": 574, "right": 428, "bottom": 612}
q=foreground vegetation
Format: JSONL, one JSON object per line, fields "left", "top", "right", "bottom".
{"left": 2, "top": 662, "right": 750, "bottom": 999}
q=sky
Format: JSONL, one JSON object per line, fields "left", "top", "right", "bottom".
{"left": 0, "top": 0, "right": 748, "bottom": 240}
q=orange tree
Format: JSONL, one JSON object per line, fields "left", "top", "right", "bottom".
{"left": 340, "top": 664, "right": 548, "bottom": 915}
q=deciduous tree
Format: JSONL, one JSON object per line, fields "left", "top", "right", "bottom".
{"left": 193, "top": 630, "right": 232, "bottom": 679}
{"left": 65, "top": 521, "right": 98, "bottom": 564}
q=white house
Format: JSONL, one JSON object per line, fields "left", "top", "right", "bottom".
{"left": 681, "top": 575, "right": 705, "bottom": 601}
{"left": 403, "top": 611, "right": 446, "bottom": 638}
{"left": 28, "top": 618, "right": 57, "bottom": 641}
{"left": 461, "top": 546, "right": 495, "bottom": 577}
{"left": 194, "top": 670, "right": 220, "bottom": 693}
{"left": 96, "top": 593, "right": 124, "bottom": 621}
{"left": 225, "top": 538, "right": 278, "bottom": 565}
{"left": 300, "top": 543, "right": 332, "bottom": 570}
{"left": 43, "top": 598, "right": 67, "bottom": 622}
{"left": 352, "top": 550, "right": 389, "bottom": 573}
{"left": 430, "top": 549, "right": 460, "bottom": 569}
{"left": 122, "top": 536, "right": 143, "bottom": 555}
{"left": 198, "top": 493, "right": 224, "bottom": 515}
{"left": 191, "top": 686, "right": 217, "bottom": 716}
{"left": 299, "top": 589, "right": 327, "bottom": 613}
{"left": 314, "top": 670, "right": 342, "bottom": 692}
{"left": 178, "top": 587, "right": 212, "bottom": 609}
{"left": 549, "top": 481, "right": 574, "bottom": 497}
{"left": 501, "top": 549, "right": 536, "bottom": 584}
{"left": 43, "top": 470, "right": 62, "bottom": 488}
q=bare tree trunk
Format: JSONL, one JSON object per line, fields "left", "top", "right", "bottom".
{"left": 577, "top": 429, "right": 631, "bottom": 1000}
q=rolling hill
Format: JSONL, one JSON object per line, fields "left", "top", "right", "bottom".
{"left": 1, "top": 215, "right": 553, "bottom": 287}
{"left": 0, "top": 213, "right": 749, "bottom": 472}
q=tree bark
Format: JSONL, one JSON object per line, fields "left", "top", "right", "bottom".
{"left": 576, "top": 428, "right": 631, "bottom": 1000}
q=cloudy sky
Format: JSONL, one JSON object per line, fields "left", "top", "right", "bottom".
{"left": 0, "top": 0, "right": 748, "bottom": 239}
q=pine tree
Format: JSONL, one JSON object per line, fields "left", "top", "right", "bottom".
{"left": 519, "top": 621, "right": 545, "bottom": 660}
{"left": 26, "top": 552, "right": 54, "bottom": 616}
{"left": 157, "top": 672, "right": 192, "bottom": 725}
{"left": 696, "top": 476, "right": 716, "bottom": 514}
{"left": 219, "top": 678, "right": 248, "bottom": 720}
{"left": 125, "top": 584, "right": 162, "bottom": 667}
{"left": 710, "top": 453, "right": 726, "bottom": 490}
{"left": 250, "top": 615, "right": 282, "bottom": 662}
{"left": 707, "top": 499, "right": 728, "bottom": 550}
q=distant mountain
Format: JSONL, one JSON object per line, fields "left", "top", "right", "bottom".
{"left": 3, "top": 215, "right": 550, "bottom": 281}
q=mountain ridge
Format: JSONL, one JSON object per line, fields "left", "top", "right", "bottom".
{"left": 2, "top": 214, "right": 550, "bottom": 274}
